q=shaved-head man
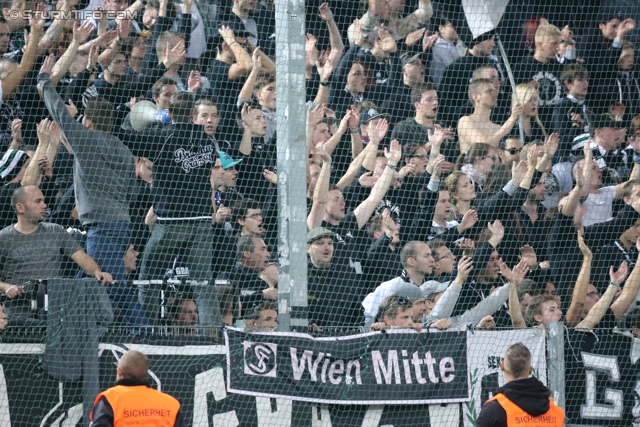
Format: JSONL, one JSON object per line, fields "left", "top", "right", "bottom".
{"left": 91, "top": 349, "right": 186, "bottom": 427}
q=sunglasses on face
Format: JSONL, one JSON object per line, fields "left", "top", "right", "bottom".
{"left": 505, "top": 148, "right": 522, "bottom": 155}
{"left": 586, "top": 291, "right": 600, "bottom": 298}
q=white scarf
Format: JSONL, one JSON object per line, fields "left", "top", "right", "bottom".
{"left": 461, "top": 164, "right": 486, "bottom": 186}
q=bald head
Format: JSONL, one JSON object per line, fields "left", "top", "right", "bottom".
{"left": 117, "top": 350, "right": 150, "bottom": 381}
{"left": 11, "top": 185, "right": 33, "bottom": 212}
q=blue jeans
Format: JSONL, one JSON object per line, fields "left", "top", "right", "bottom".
{"left": 80, "top": 221, "right": 150, "bottom": 329}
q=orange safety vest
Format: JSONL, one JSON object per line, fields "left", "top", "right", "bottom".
{"left": 91, "top": 385, "right": 181, "bottom": 427}
{"left": 486, "top": 393, "right": 565, "bottom": 427}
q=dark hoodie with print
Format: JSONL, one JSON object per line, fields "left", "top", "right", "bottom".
{"left": 476, "top": 377, "right": 554, "bottom": 427}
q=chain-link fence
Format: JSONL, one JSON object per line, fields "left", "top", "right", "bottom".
{"left": 1, "top": 0, "right": 640, "bottom": 425}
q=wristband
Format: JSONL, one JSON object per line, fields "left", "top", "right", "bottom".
{"left": 319, "top": 81, "right": 329, "bottom": 87}
{"left": 350, "top": 128, "right": 360, "bottom": 135}
{"left": 610, "top": 280, "right": 621, "bottom": 288}
{"left": 386, "top": 163, "right": 399, "bottom": 171}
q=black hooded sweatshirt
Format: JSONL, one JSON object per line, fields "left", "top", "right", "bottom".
{"left": 476, "top": 377, "right": 554, "bottom": 427}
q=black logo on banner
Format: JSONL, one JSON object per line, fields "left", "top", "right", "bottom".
{"left": 243, "top": 341, "right": 277, "bottom": 377}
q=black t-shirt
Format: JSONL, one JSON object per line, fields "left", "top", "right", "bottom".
{"left": 321, "top": 211, "right": 365, "bottom": 273}
{"left": 208, "top": 60, "right": 243, "bottom": 140}
{"left": 0, "top": 182, "right": 19, "bottom": 230}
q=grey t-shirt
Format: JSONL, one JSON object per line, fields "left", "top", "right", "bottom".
{"left": 0, "top": 222, "right": 82, "bottom": 285}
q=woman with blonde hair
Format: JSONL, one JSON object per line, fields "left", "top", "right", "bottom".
{"left": 513, "top": 83, "right": 547, "bottom": 143}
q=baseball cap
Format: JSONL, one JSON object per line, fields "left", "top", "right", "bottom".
{"left": 400, "top": 52, "right": 422, "bottom": 67}
{"left": 307, "top": 227, "right": 335, "bottom": 244}
{"left": 590, "top": 113, "right": 624, "bottom": 133}
{"left": 218, "top": 151, "right": 242, "bottom": 170}
{"left": 420, "top": 280, "right": 451, "bottom": 299}
{"left": 0, "top": 150, "right": 28, "bottom": 184}
{"left": 360, "top": 108, "right": 390, "bottom": 125}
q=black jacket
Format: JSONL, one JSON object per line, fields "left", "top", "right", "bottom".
{"left": 476, "top": 377, "right": 553, "bottom": 427}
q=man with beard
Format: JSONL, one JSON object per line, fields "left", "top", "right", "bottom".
{"left": 0, "top": 185, "right": 112, "bottom": 325}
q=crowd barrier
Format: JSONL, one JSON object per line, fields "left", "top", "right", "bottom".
{"left": 1, "top": 323, "right": 636, "bottom": 427}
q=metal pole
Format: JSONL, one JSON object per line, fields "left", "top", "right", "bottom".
{"left": 548, "top": 322, "right": 565, "bottom": 410}
{"left": 496, "top": 37, "right": 524, "bottom": 143}
{"left": 275, "top": 0, "right": 308, "bottom": 333}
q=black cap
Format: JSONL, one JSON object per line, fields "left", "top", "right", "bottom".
{"left": 590, "top": 113, "right": 624, "bottom": 134}
{"left": 360, "top": 108, "right": 390, "bottom": 125}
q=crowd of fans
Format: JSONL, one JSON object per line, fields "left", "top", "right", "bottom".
{"left": 0, "top": 0, "right": 638, "bottom": 356}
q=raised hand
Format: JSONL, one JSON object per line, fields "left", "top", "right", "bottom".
{"left": 215, "top": 204, "right": 232, "bottom": 224}
{"left": 30, "top": 3, "right": 47, "bottom": 34}
{"left": 74, "top": 20, "right": 94, "bottom": 44}
{"left": 430, "top": 154, "right": 446, "bottom": 179}
{"left": 499, "top": 259, "right": 528, "bottom": 285}
{"left": 163, "top": 40, "right": 186, "bottom": 68}
{"left": 405, "top": 28, "right": 426, "bottom": 46}
{"left": 11, "top": 119, "right": 22, "bottom": 144}
{"left": 218, "top": 25, "right": 236, "bottom": 43}
{"left": 577, "top": 230, "right": 592, "bottom": 258}
{"left": 616, "top": 18, "right": 636, "bottom": 39}
{"left": 511, "top": 160, "right": 528, "bottom": 186}
{"left": 87, "top": 44, "right": 100, "bottom": 71}
{"left": 542, "top": 132, "right": 559, "bottom": 158}
{"left": 307, "top": 103, "right": 325, "bottom": 126}
{"left": 187, "top": 70, "right": 202, "bottom": 92}
{"left": 251, "top": 47, "right": 263, "bottom": 70}
{"left": 93, "top": 30, "right": 118, "bottom": 48}
{"left": 352, "top": 18, "right": 365, "bottom": 47}
{"left": 456, "top": 256, "right": 474, "bottom": 283}
{"left": 305, "top": 33, "right": 319, "bottom": 66}
{"left": 377, "top": 28, "right": 397, "bottom": 53}
{"left": 359, "top": 171, "right": 377, "bottom": 187}
{"left": 610, "top": 261, "right": 629, "bottom": 286}
{"left": 488, "top": 220, "right": 505, "bottom": 242}
{"left": 518, "top": 245, "right": 538, "bottom": 268}
{"left": 384, "top": 139, "right": 402, "bottom": 166}
{"left": 318, "top": 2, "right": 334, "bottom": 22}
{"left": 315, "top": 142, "right": 331, "bottom": 163}
{"left": 427, "top": 124, "right": 451, "bottom": 149}
{"left": 459, "top": 209, "right": 478, "bottom": 231}
{"left": 117, "top": 18, "right": 131, "bottom": 43}
{"left": 422, "top": 32, "right": 438, "bottom": 52}
{"left": 39, "top": 54, "right": 56, "bottom": 75}
{"left": 347, "top": 105, "right": 360, "bottom": 132}
{"left": 455, "top": 238, "right": 476, "bottom": 251}
{"left": 398, "top": 163, "right": 417, "bottom": 179}
{"left": 36, "top": 118, "right": 56, "bottom": 145}
{"left": 370, "top": 118, "right": 389, "bottom": 144}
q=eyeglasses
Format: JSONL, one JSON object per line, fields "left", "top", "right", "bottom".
{"left": 630, "top": 134, "right": 640, "bottom": 142}
{"left": 586, "top": 292, "right": 600, "bottom": 298}
{"left": 412, "top": 154, "right": 428, "bottom": 159}
{"left": 246, "top": 213, "right": 263, "bottom": 219}
{"left": 482, "top": 155, "right": 498, "bottom": 163}
{"left": 434, "top": 252, "right": 454, "bottom": 262}
{"left": 505, "top": 148, "right": 522, "bottom": 155}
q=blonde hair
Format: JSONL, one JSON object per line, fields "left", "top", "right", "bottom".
{"left": 534, "top": 25, "right": 561, "bottom": 46}
{"left": 514, "top": 83, "right": 547, "bottom": 138}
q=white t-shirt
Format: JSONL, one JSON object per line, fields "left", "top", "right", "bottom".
{"left": 583, "top": 186, "right": 616, "bottom": 227}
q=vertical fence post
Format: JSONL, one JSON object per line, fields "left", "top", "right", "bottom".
{"left": 275, "top": 0, "right": 308, "bottom": 333}
{"left": 548, "top": 322, "right": 565, "bottom": 410}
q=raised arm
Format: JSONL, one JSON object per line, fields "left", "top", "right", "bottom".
{"left": 323, "top": 109, "right": 352, "bottom": 155}
{"left": 2, "top": 8, "right": 44, "bottom": 99}
{"left": 51, "top": 21, "right": 94, "bottom": 86}
{"left": 219, "top": 26, "right": 253, "bottom": 80}
{"left": 615, "top": 163, "right": 640, "bottom": 199}
{"left": 429, "top": 256, "right": 473, "bottom": 320}
{"left": 353, "top": 140, "right": 401, "bottom": 229}
{"left": 319, "top": 3, "right": 344, "bottom": 69}
{"left": 610, "top": 237, "right": 640, "bottom": 320}
{"left": 499, "top": 260, "right": 529, "bottom": 329}
{"left": 576, "top": 262, "right": 629, "bottom": 329}
{"left": 307, "top": 144, "right": 332, "bottom": 230}
{"left": 21, "top": 119, "right": 61, "bottom": 186}
{"left": 560, "top": 140, "right": 592, "bottom": 217}
{"left": 566, "top": 232, "right": 594, "bottom": 327}
{"left": 237, "top": 49, "right": 263, "bottom": 102}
